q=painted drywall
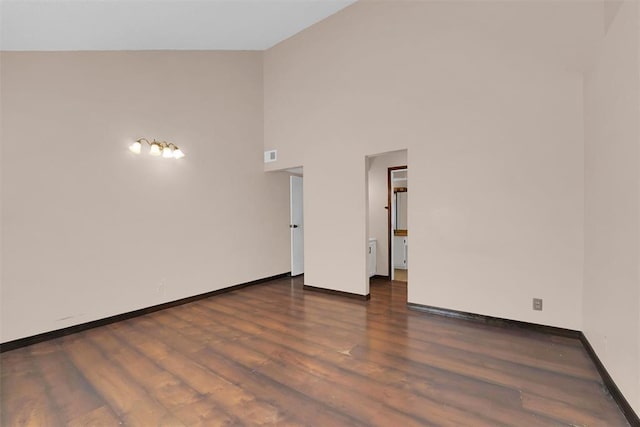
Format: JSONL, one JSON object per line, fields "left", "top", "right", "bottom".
{"left": 367, "top": 150, "right": 407, "bottom": 276}
{"left": 1, "top": 51, "right": 291, "bottom": 343}
{"left": 583, "top": 0, "right": 640, "bottom": 414}
{"left": 264, "top": 1, "right": 598, "bottom": 328}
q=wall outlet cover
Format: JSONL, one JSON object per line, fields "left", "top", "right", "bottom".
{"left": 533, "top": 298, "right": 543, "bottom": 311}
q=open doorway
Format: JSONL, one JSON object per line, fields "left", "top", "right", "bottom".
{"left": 388, "top": 166, "right": 408, "bottom": 282}
{"left": 365, "top": 150, "right": 407, "bottom": 284}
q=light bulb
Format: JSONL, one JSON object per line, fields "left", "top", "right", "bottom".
{"left": 173, "top": 148, "right": 185, "bottom": 159}
{"left": 129, "top": 141, "right": 142, "bottom": 154}
{"left": 162, "top": 145, "right": 174, "bottom": 158}
{"left": 149, "top": 143, "right": 161, "bottom": 156}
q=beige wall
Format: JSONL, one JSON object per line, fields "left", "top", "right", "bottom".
{"left": 367, "top": 150, "right": 407, "bottom": 276}
{"left": 584, "top": 0, "right": 640, "bottom": 414}
{"left": 0, "top": 51, "right": 291, "bottom": 343}
{"left": 264, "top": 1, "right": 597, "bottom": 328}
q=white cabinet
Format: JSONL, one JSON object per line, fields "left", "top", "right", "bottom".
{"left": 394, "top": 235, "right": 408, "bottom": 269}
{"left": 368, "top": 239, "right": 377, "bottom": 278}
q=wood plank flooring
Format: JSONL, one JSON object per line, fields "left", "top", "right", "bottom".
{"left": 1, "top": 276, "right": 629, "bottom": 426}
{"left": 394, "top": 269, "right": 407, "bottom": 282}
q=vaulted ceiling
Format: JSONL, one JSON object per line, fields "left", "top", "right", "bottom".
{"left": 1, "top": 0, "right": 356, "bottom": 51}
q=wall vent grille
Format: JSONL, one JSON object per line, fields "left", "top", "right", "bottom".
{"left": 264, "top": 150, "right": 277, "bottom": 163}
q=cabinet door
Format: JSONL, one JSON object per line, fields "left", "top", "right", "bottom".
{"left": 393, "top": 236, "right": 408, "bottom": 269}
{"left": 368, "top": 241, "right": 376, "bottom": 277}
{"left": 403, "top": 236, "right": 408, "bottom": 269}
{"left": 393, "top": 236, "right": 403, "bottom": 268}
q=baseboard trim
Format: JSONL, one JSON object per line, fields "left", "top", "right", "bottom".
{"left": 371, "top": 275, "right": 390, "bottom": 280}
{"left": 407, "top": 302, "right": 581, "bottom": 337}
{"left": 0, "top": 272, "right": 291, "bottom": 353}
{"left": 407, "top": 302, "right": 639, "bottom": 426}
{"left": 303, "top": 284, "right": 370, "bottom": 301}
{"left": 579, "top": 333, "right": 640, "bottom": 426}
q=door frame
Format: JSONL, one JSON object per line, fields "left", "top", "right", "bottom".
{"left": 387, "top": 165, "right": 407, "bottom": 279}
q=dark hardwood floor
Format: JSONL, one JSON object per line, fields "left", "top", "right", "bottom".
{"left": 1, "top": 276, "right": 629, "bottom": 426}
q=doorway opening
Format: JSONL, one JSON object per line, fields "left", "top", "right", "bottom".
{"left": 364, "top": 149, "right": 407, "bottom": 288}
{"left": 388, "top": 166, "right": 408, "bottom": 282}
{"left": 366, "top": 150, "right": 408, "bottom": 303}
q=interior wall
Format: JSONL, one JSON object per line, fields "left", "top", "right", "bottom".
{"left": 367, "top": 150, "right": 407, "bottom": 276}
{"left": 0, "top": 51, "right": 291, "bottom": 343}
{"left": 583, "top": 0, "right": 640, "bottom": 414}
{"left": 264, "top": 0, "right": 597, "bottom": 328}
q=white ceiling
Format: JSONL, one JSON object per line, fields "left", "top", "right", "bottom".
{"left": 0, "top": 0, "right": 356, "bottom": 51}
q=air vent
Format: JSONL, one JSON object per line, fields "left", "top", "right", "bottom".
{"left": 264, "top": 150, "right": 277, "bottom": 163}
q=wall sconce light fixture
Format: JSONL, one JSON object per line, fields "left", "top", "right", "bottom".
{"left": 129, "top": 138, "right": 185, "bottom": 159}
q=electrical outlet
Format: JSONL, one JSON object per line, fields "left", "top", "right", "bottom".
{"left": 532, "top": 298, "right": 543, "bottom": 311}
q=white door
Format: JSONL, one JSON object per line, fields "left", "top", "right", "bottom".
{"left": 290, "top": 176, "right": 304, "bottom": 276}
